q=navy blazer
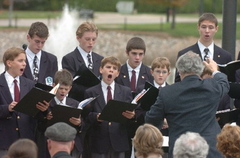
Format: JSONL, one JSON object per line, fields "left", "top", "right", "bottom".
{"left": 0, "top": 73, "right": 36, "bottom": 149}
{"left": 145, "top": 73, "right": 229, "bottom": 158}
{"left": 62, "top": 48, "right": 104, "bottom": 102}
{"left": 23, "top": 50, "right": 58, "bottom": 85}
{"left": 115, "top": 63, "right": 153, "bottom": 95}
{"left": 175, "top": 43, "right": 232, "bottom": 82}
{"left": 84, "top": 83, "right": 132, "bottom": 153}
{"left": 62, "top": 48, "right": 103, "bottom": 77}
{"left": 50, "top": 98, "right": 83, "bottom": 153}
{"left": 36, "top": 97, "right": 83, "bottom": 158}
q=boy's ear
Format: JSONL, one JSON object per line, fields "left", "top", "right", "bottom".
{"left": 126, "top": 50, "right": 129, "bottom": 56}
{"left": 99, "top": 67, "right": 103, "bottom": 74}
{"left": 150, "top": 69, "right": 154, "bottom": 75}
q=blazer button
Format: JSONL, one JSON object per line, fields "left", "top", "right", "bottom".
{"left": 109, "top": 122, "right": 111, "bottom": 125}
{"left": 17, "top": 116, "right": 20, "bottom": 119}
{"left": 16, "top": 128, "right": 19, "bottom": 131}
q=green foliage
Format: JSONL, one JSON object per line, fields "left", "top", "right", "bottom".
{"left": 1, "top": 0, "right": 240, "bottom": 14}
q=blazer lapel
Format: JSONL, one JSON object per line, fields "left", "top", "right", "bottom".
{"left": 92, "top": 52, "right": 100, "bottom": 75}
{"left": 24, "top": 59, "right": 34, "bottom": 80}
{"left": 113, "top": 84, "right": 122, "bottom": 101}
{"left": 94, "top": 84, "right": 106, "bottom": 111}
{"left": 120, "top": 64, "right": 130, "bottom": 87}
{"left": 39, "top": 52, "right": 48, "bottom": 82}
{"left": 75, "top": 48, "right": 84, "bottom": 66}
{"left": 0, "top": 73, "right": 12, "bottom": 103}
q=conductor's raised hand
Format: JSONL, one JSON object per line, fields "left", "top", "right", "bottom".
{"left": 203, "top": 58, "right": 218, "bottom": 73}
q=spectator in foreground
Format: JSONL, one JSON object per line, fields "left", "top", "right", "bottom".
{"left": 2, "top": 139, "right": 38, "bottom": 158}
{"left": 45, "top": 122, "right": 77, "bottom": 158}
{"left": 173, "top": 132, "right": 209, "bottom": 158}
{"left": 133, "top": 123, "right": 164, "bottom": 158}
{"left": 217, "top": 124, "right": 240, "bottom": 158}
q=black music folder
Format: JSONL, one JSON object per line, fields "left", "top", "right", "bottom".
{"left": 216, "top": 109, "right": 240, "bottom": 128}
{"left": 13, "top": 87, "right": 55, "bottom": 117}
{"left": 98, "top": 100, "right": 138, "bottom": 124}
{"left": 46, "top": 104, "right": 82, "bottom": 127}
{"left": 228, "top": 82, "right": 240, "bottom": 99}
{"left": 35, "top": 83, "right": 53, "bottom": 92}
{"left": 73, "top": 65, "right": 101, "bottom": 87}
{"left": 218, "top": 60, "right": 240, "bottom": 82}
{"left": 137, "top": 81, "right": 159, "bottom": 111}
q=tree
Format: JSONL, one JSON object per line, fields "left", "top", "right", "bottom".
{"left": 142, "top": 0, "right": 189, "bottom": 29}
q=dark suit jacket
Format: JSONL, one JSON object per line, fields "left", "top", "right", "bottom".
{"left": 0, "top": 72, "right": 36, "bottom": 149}
{"left": 36, "top": 97, "right": 83, "bottom": 158}
{"left": 52, "top": 151, "right": 74, "bottom": 158}
{"left": 23, "top": 50, "right": 58, "bottom": 84}
{"left": 62, "top": 48, "right": 104, "bottom": 102}
{"left": 175, "top": 43, "right": 232, "bottom": 82}
{"left": 145, "top": 73, "right": 229, "bottom": 158}
{"left": 84, "top": 83, "right": 132, "bottom": 153}
{"left": 62, "top": 48, "right": 103, "bottom": 77}
{"left": 50, "top": 98, "right": 83, "bottom": 153}
{"left": 115, "top": 63, "right": 153, "bottom": 95}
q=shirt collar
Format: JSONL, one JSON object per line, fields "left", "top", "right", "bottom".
{"left": 101, "top": 80, "right": 115, "bottom": 91}
{"left": 26, "top": 47, "right": 42, "bottom": 61}
{"left": 154, "top": 80, "right": 166, "bottom": 88}
{"left": 198, "top": 41, "right": 214, "bottom": 57}
{"left": 5, "top": 71, "right": 20, "bottom": 83}
{"left": 77, "top": 46, "right": 92, "bottom": 57}
{"left": 54, "top": 96, "right": 67, "bottom": 105}
{"left": 126, "top": 59, "right": 142, "bottom": 72}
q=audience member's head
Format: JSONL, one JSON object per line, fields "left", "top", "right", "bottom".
{"left": 173, "top": 132, "right": 209, "bottom": 158}
{"left": 176, "top": 51, "right": 204, "bottom": 80}
{"left": 133, "top": 123, "right": 164, "bottom": 158}
{"left": 3, "top": 139, "right": 38, "bottom": 158}
{"left": 45, "top": 122, "right": 77, "bottom": 157}
{"left": 217, "top": 124, "right": 240, "bottom": 158}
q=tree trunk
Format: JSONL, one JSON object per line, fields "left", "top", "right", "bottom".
{"left": 171, "top": 7, "right": 176, "bottom": 29}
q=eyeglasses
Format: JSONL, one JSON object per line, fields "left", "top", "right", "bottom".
{"left": 154, "top": 70, "right": 168, "bottom": 74}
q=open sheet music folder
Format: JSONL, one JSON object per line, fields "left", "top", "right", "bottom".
{"left": 98, "top": 100, "right": 138, "bottom": 124}
{"left": 216, "top": 108, "right": 240, "bottom": 128}
{"left": 13, "top": 87, "right": 55, "bottom": 117}
{"left": 46, "top": 104, "right": 82, "bottom": 127}
{"left": 218, "top": 60, "right": 240, "bottom": 82}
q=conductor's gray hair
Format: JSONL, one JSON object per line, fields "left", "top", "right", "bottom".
{"left": 173, "top": 132, "right": 209, "bottom": 158}
{"left": 176, "top": 52, "right": 204, "bottom": 76}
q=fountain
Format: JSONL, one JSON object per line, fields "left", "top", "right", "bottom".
{"left": 44, "top": 4, "right": 83, "bottom": 69}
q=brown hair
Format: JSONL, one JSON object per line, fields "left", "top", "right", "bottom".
{"left": 76, "top": 22, "right": 98, "bottom": 38}
{"left": 100, "top": 56, "right": 121, "bottom": 71}
{"left": 126, "top": 37, "right": 146, "bottom": 54}
{"left": 200, "top": 66, "right": 212, "bottom": 78}
{"left": 4, "top": 139, "right": 38, "bottom": 158}
{"left": 198, "top": 13, "right": 218, "bottom": 27}
{"left": 151, "top": 57, "right": 171, "bottom": 72}
{"left": 217, "top": 124, "right": 240, "bottom": 157}
{"left": 3, "top": 47, "right": 26, "bottom": 70}
{"left": 54, "top": 69, "right": 73, "bottom": 86}
{"left": 133, "top": 123, "right": 164, "bottom": 157}
{"left": 28, "top": 22, "right": 49, "bottom": 38}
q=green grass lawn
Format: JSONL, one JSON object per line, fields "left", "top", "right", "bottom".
{"left": 98, "top": 22, "right": 240, "bottom": 39}
{"left": 0, "top": 10, "right": 239, "bottom": 39}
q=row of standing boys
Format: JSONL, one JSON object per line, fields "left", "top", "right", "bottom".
{"left": 0, "top": 12, "right": 238, "bottom": 158}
